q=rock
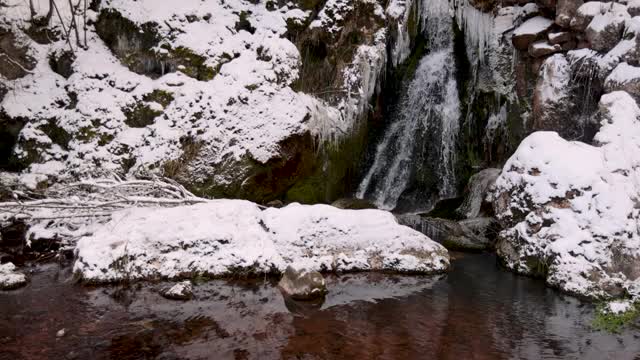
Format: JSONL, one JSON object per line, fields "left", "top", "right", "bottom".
{"left": 512, "top": 16, "right": 554, "bottom": 51}
{"left": 265, "top": 200, "right": 284, "bottom": 208}
{"left": 532, "top": 54, "right": 574, "bottom": 135}
{"left": 528, "top": 40, "right": 563, "bottom": 57}
{"left": 0, "top": 262, "right": 27, "bottom": 290}
{"left": 570, "top": 1, "right": 607, "bottom": 32}
{"left": 585, "top": 7, "right": 629, "bottom": 52}
{"left": 396, "top": 215, "right": 494, "bottom": 252}
{"left": 604, "top": 62, "right": 640, "bottom": 101}
{"left": 490, "top": 91, "right": 640, "bottom": 301}
{"left": 548, "top": 31, "right": 572, "bottom": 44}
{"left": 74, "top": 201, "right": 450, "bottom": 283}
{"left": 331, "top": 198, "right": 377, "bottom": 210}
{"left": 56, "top": 329, "right": 66, "bottom": 338}
{"left": 278, "top": 265, "right": 327, "bottom": 300}
{"left": 555, "top": 0, "right": 583, "bottom": 28}
{"left": 456, "top": 168, "right": 501, "bottom": 219}
{"left": 561, "top": 40, "right": 577, "bottom": 51}
{"left": 0, "top": 28, "right": 36, "bottom": 80}
{"left": 160, "top": 281, "right": 193, "bottom": 300}
{"left": 630, "top": 0, "right": 640, "bottom": 16}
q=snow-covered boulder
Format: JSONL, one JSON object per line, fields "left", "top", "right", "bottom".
{"left": 512, "top": 16, "right": 554, "bottom": 50}
{"left": 629, "top": 0, "right": 640, "bottom": 17}
{"left": 490, "top": 91, "right": 640, "bottom": 301}
{"left": 605, "top": 62, "right": 640, "bottom": 100}
{"left": 584, "top": 5, "right": 630, "bottom": 52}
{"left": 570, "top": 2, "right": 612, "bottom": 32}
{"left": 0, "top": 262, "right": 27, "bottom": 290}
{"left": 529, "top": 40, "right": 562, "bottom": 57}
{"left": 73, "top": 201, "right": 450, "bottom": 283}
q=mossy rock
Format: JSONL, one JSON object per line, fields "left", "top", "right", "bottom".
{"left": 39, "top": 118, "right": 72, "bottom": 150}
{"left": 592, "top": 302, "right": 640, "bottom": 333}
{"left": 143, "top": 89, "right": 174, "bottom": 108}
{"left": 122, "top": 102, "right": 163, "bottom": 128}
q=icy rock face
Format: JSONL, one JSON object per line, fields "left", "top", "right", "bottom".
{"left": 73, "top": 201, "right": 450, "bottom": 283}
{"left": 456, "top": 168, "right": 501, "bottom": 219}
{"left": 0, "top": 263, "right": 27, "bottom": 290}
{"left": 278, "top": 265, "right": 327, "bottom": 300}
{"left": 490, "top": 91, "right": 640, "bottom": 301}
{"left": 0, "top": 0, "right": 386, "bottom": 202}
{"left": 605, "top": 62, "right": 640, "bottom": 101}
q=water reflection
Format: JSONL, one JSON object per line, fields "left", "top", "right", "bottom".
{"left": 0, "top": 254, "right": 638, "bottom": 359}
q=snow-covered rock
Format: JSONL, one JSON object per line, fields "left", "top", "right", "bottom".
{"left": 529, "top": 40, "right": 562, "bottom": 57}
{"left": 0, "top": 0, "right": 387, "bottom": 202}
{"left": 278, "top": 265, "right": 327, "bottom": 300}
{"left": 491, "top": 91, "right": 640, "bottom": 301}
{"left": 585, "top": 5, "right": 630, "bottom": 52}
{"left": 73, "top": 201, "right": 450, "bottom": 283}
{"left": 0, "top": 262, "right": 27, "bottom": 290}
{"left": 160, "top": 281, "right": 193, "bottom": 300}
{"left": 512, "top": 16, "right": 554, "bottom": 50}
{"left": 629, "top": 0, "right": 640, "bottom": 17}
{"left": 605, "top": 62, "right": 640, "bottom": 100}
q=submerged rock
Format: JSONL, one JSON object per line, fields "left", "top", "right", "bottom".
{"left": 396, "top": 215, "right": 495, "bottom": 252}
{"left": 160, "top": 281, "right": 193, "bottom": 301}
{"left": 490, "top": 91, "right": 640, "bottom": 301}
{"left": 278, "top": 266, "right": 327, "bottom": 301}
{"left": 0, "top": 262, "right": 27, "bottom": 290}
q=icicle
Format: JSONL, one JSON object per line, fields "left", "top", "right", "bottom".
{"left": 451, "top": 0, "right": 493, "bottom": 64}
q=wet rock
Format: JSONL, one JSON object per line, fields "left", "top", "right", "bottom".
{"left": 456, "top": 168, "right": 501, "bottom": 219}
{"left": 555, "top": 0, "right": 583, "bottom": 28}
{"left": 265, "top": 200, "right": 284, "bottom": 208}
{"left": 512, "top": 16, "right": 554, "bottom": 51}
{"left": 0, "top": 262, "right": 27, "bottom": 290}
{"left": 160, "top": 281, "right": 193, "bottom": 300}
{"left": 529, "top": 40, "right": 563, "bottom": 58}
{"left": 331, "top": 198, "right": 377, "bottom": 210}
{"left": 396, "top": 215, "right": 493, "bottom": 252}
{"left": 278, "top": 265, "right": 327, "bottom": 301}
{"left": 585, "top": 8, "right": 629, "bottom": 52}
{"left": 570, "top": 2, "right": 606, "bottom": 32}
{"left": 604, "top": 62, "right": 640, "bottom": 101}
{"left": 629, "top": 0, "right": 640, "bottom": 17}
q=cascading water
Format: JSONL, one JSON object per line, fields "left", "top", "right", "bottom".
{"left": 356, "top": 0, "right": 461, "bottom": 211}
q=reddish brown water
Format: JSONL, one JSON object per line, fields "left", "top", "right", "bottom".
{"left": 1, "top": 253, "right": 639, "bottom": 360}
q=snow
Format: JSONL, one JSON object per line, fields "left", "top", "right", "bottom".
{"left": 491, "top": 91, "right": 640, "bottom": 301}
{"left": 0, "top": 0, "right": 377, "bottom": 183}
{"left": 0, "top": 263, "right": 27, "bottom": 290}
{"left": 513, "top": 16, "right": 553, "bottom": 37}
{"left": 605, "top": 62, "right": 640, "bottom": 84}
{"left": 74, "top": 201, "right": 450, "bottom": 283}
{"left": 606, "top": 300, "right": 634, "bottom": 314}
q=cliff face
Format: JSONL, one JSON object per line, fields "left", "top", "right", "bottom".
{"left": 0, "top": 0, "right": 421, "bottom": 203}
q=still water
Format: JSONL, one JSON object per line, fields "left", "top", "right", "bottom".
{"left": 1, "top": 253, "right": 638, "bottom": 359}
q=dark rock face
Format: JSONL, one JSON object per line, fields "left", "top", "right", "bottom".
{"left": 555, "top": 0, "right": 583, "bottom": 28}
{"left": 49, "top": 50, "right": 75, "bottom": 79}
{"left": 396, "top": 215, "right": 496, "bottom": 252}
{"left": 278, "top": 265, "right": 327, "bottom": 301}
{"left": 331, "top": 198, "right": 377, "bottom": 210}
{"left": 0, "top": 27, "right": 36, "bottom": 80}
{"left": 456, "top": 168, "right": 500, "bottom": 219}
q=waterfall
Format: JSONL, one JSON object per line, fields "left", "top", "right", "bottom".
{"left": 356, "top": 0, "right": 461, "bottom": 211}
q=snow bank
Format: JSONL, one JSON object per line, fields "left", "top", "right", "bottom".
{"left": 491, "top": 91, "right": 640, "bottom": 301}
{"left": 74, "top": 201, "right": 450, "bottom": 283}
{"left": 0, "top": 263, "right": 27, "bottom": 290}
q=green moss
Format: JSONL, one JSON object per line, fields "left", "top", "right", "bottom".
{"left": 122, "top": 102, "right": 163, "bottom": 128}
{"left": 165, "top": 46, "right": 216, "bottom": 81}
{"left": 142, "top": 89, "right": 174, "bottom": 107}
{"left": 39, "top": 119, "right": 72, "bottom": 150}
{"left": 592, "top": 303, "right": 639, "bottom": 333}
{"left": 524, "top": 256, "right": 549, "bottom": 278}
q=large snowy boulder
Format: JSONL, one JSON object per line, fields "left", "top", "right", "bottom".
{"left": 74, "top": 201, "right": 450, "bottom": 283}
{"left": 605, "top": 62, "right": 640, "bottom": 101}
{"left": 584, "top": 4, "right": 630, "bottom": 52}
{"left": 490, "top": 91, "right": 640, "bottom": 301}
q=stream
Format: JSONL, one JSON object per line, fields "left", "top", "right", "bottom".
{"left": 1, "top": 253, "right": 639, "bottom": 359}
